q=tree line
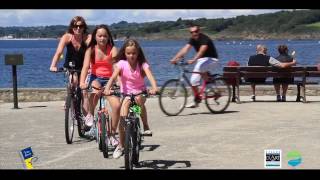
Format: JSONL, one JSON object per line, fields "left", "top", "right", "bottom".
{"left": 1, "top": 9, "right": 320, "bottom": 39}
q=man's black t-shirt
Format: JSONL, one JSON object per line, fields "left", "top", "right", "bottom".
{"left": 188, "top": 33, "right": 218, "bottom": 58}
{"left": 247, "top": 54, "right": 270, "bottom": 66}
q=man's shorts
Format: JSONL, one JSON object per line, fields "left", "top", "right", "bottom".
{"left": 190, "top": 57, "right": 219, "bottom": 86}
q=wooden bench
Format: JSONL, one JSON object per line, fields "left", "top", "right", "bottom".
{"left": 223, "top": 66, "right": 320, "bottom": 103}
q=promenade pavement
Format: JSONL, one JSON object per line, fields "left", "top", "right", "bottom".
{"left": 1, "top": 96, "right": 320, "bottom": 169}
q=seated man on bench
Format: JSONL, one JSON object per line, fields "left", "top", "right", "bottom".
{"left": 247, "top": 44, "right": 296, "bottom": 101}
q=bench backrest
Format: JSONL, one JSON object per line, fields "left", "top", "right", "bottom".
{"left": 223, "top": 66, "right": 320, "bottom": 78}
{"left": 224, "top": 66, "right": 318, "bottom": 72}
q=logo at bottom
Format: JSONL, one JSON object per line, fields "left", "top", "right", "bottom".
{"left": 19, "top": 147, "right": 38, "bottom": 169}
{"left": 264, "top": 149, "right": 282, "bottom": 168}
{"left": 287, "top": 150, "right": 302, "bottom": 167}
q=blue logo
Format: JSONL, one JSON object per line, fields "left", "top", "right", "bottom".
{"left": 21, "top": 147, "right": 33, "bottom": 160}
{"left": 19, "top": 147, "right": 37, "bottom": 169}
{"left": 287, "top": 150, "right": 302, "bottom": 167}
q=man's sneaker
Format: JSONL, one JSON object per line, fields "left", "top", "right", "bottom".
{"left": 251, "top": 95, "right": 256, "bottom": 102}
{"left": 276, "top": 95, "right": 281, "bottom": 102}
{"left": 113, "top": 145, "right": 124, "bottom": 159}
{"left": 110, "top": 135, "right": 119, "bottom": 147}
{"left": 185, "top": 102, "right": 199, "bottom": 108}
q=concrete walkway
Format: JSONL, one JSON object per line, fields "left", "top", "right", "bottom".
{"left": 1, "top": 96, "right": 320, "bottom": 169}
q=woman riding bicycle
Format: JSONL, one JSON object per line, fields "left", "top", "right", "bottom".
{"left": 170, "top": 24, "right": 219, "bottom": 108}
{"left": 104, "top": 39, "right": 159, "bottom": 159}
{"left": 79, "top": 24, "right": 121, "bottom": 146}
{"left": 49, "top": 16, "right": 91, "bottom": 116}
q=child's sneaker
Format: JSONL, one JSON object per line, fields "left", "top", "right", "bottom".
{"left": 110, "top": 135, "right": 119, "bottom": 147}
{"left": 84, "top": 126, "right": 96, "bottom": 139}
{"left": 84, "top": 114, "right": 94, "bottom": 127}
{"left": 143, "top": 130, "right": 152, "bottom": 135}
{"left": 276, "top": 95, "right": 281, "bottom": 102}
{"left": 113, "top": 145, "right": 124, "bottom": 159}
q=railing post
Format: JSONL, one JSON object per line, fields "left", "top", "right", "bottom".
{"left": 12, "top": 65, "right": 18, "bottom": 108}
{"left": 4, "top": 54, "right": 23, "bottom": 109}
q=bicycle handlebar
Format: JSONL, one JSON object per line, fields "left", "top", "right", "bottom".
{"left": 174, "top": 57, "right": 189, "bottom": 67}
{"left": 123, "top": 91, "right": 160, "bottom": 106}
{"left": 84, "top": 85, "right": 121, "bottom": 97}
{"left": 50, "top": 67, "right": 82, "bottom": 73}
{"left": 122, "top": 91, "right": 160, "bottom": 98}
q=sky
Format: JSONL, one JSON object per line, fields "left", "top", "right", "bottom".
{"left": 0, "top": 9, "right": 287, "bottom": 27}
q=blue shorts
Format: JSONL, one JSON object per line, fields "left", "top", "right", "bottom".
{"left": 88, "top": 74, "right": 109, "bottom": 87}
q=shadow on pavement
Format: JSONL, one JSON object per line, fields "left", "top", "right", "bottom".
{"left": 71, "top": 137, "right": 95, "bottom": 144}
{"left": 134, "top": 160, "right": 191, "bottom": 169}
{"left": 179, "top": 110, "right": 239, "bottom": 116}
{"left": 27, "top": 105, "right": 48, "bottom": 108}
{"left": 304, "top": 101, "right": 320, "bottom": 103}
{"left": 140, "top": 144, "right": 160, "bottom": 152}
{"left": 238, "top": 100, "right": 320, "bottom": 103}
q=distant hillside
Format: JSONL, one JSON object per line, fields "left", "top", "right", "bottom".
{"left": 1, "top": 9, "right": 320, "bottom": 40}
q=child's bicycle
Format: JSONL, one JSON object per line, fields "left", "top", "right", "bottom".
{"left": 121, "top": 91, "right": 159, "bottom": 170}
{"left": 159, "top": 58, "right": 231, "bottom": 116}
{"left": 86, "top": 85, "right": 120, "bottom": 158}
{"left": 51, "top": 62, "right": 86, "bottom": 144}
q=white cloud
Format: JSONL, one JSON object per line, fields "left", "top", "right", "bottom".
{"left": 0, "top": 9, "right": 286, "bottom": 27}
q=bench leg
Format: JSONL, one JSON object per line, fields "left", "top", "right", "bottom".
{"left": 231, "top": 85, "right": 236, "bottom": 102}
{"left": 296, "top": 84, "right": 301, "bottom": 102}
{"left": 236, "top": 84, "right": 241, "bottom": 104}
{"left": 302, "top": 83, "right": 306, "bottom": 103}
{"left": 302, "top": 76, "right": 307, "bottom": 103}
{"left": 235, "top": 76, "right": 241, "bottom": 104}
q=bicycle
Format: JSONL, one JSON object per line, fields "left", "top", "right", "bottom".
{"left": 51, "top": 62, "right": 86, "bottom": 144}
{"left": 159, "top": 58, "right": 231, "bottom": 116}
{"left": 86, "top": 85, "right": 120, "bottom": 158}
{"left": 121, "top": 91, "right": 157, "bottom": 169}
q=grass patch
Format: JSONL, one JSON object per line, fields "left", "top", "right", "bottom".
{"left": 305, "top": 22, "right": 320, "bottom": 29}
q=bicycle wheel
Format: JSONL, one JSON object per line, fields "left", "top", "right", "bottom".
{"left": 100, "top": 113, "right": 109, "bottom": 158}
{"left": 124, "top": 122, "right": 134, "bottom": 170}
{"left": 76, "top": 91, "right": 86, "bottom": 138}
{"left": 65, "top": 93, "right": 75, "bottom": 144}
{"left": 96, "top": 112, "right": 102, "bottom": 151}
{"left": 132, "top": 118, "right": 140, "bottom": 165}
{"left": 159, "top": 79, "right": 187, "bottom": 116}
{"left": 205, "top": 78, "right": 231, "bottom": 113}
{"left": 92, "top": 114, "right": 99, "bottom": 148}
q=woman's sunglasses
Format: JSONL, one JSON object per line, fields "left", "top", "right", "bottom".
{"left": 73, "top": 24, "right": 84, "bottom": 29}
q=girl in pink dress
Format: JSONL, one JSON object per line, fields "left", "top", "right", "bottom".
{"left": 104, "top": 39, "right": 159, "bottom": 159}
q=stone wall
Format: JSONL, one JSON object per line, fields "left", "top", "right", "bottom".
{"left": 0, "top": 88, "right": 67, "bottom": 103}
{"left": 1, "top": 85, "right": 320, "bottom": 103}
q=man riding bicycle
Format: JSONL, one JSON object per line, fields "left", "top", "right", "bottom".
{"left": 170, "top": 24, "right": 219, "bottom": 108}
